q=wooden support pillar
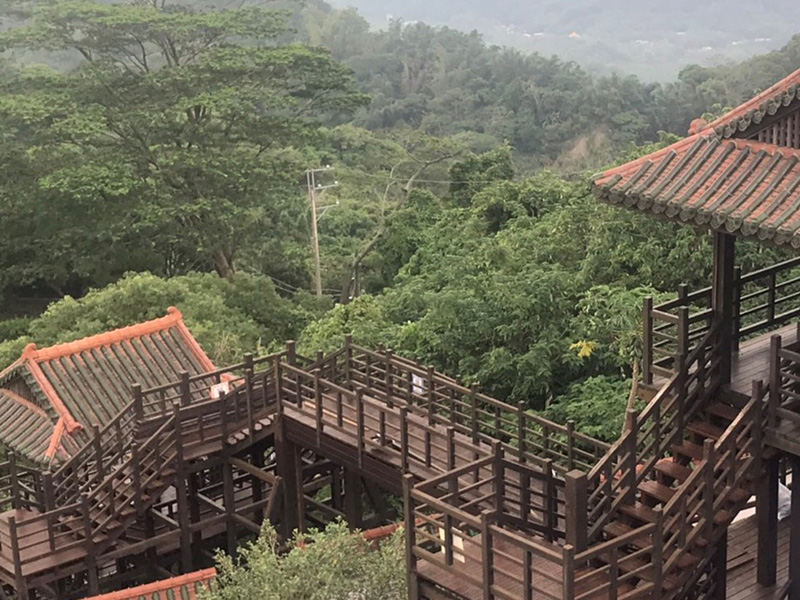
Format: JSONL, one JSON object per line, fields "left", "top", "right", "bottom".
{"left": 275, "top": 418, "right": 303, "bottom": 538}
{"left": 712, "top": 231, "right": 736, "bottom": 385}
{"left": 790, "top": 454, "right": 800, "bottom": 600}
{"left": 251, "top": 443, "right": 265, "bottom": 525}
{"left": 343, "top": 467, "right": 363, "bottom": 530}
{"left": 188, "top": 472, "right": 202, "bottom": 550}
{"left": 222, "top": 457, "right": 237, "bottom": 557}
{"left": 331, "top": 465, "right": 343, "bottom": 512}
{"left": 713, "top": 529, "right": 728, "bottom": 600}
{"left": 564, "top": 470, "right": 588, "bottom": 552}
{"left": 757, "top": 456, "right": 779, "bottom": 585}
{"left": 173, "top": 403, "right": 193, "bottom": 573}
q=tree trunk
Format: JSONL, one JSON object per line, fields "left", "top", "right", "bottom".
{"left": 212, "top": 249, "right": 235, "bottom": 279}
{"left": 623, "top": 358, "right": 640, "bottom": 433}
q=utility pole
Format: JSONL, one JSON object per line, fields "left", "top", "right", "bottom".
{"left": 306, "top": 166, "right": 338, "bottom": 298}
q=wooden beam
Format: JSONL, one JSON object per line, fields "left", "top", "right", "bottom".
{"left": 275, "top": 416, "right": 303, "bottom": 538}
{"left": 230, "top": 456, "right": 277, "bottom": 485}
{"left": 712, "top": 231, "right": 736, "bottom": 384}
{"left": 343, "top": 467, "right": 363, "bottom": 530}
{"left": 757, "top": 456, "right": 779, "bottom": 585}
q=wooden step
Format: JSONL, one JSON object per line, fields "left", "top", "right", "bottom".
{"left": 705, "top": 402, "right": 739, "bottom": 422}
{"left": 575, "top": 568, "right": 637, "bottom": 599}
{"left": 670, "top": 441, "right": 704, "bottom": 462}
{"left": 654, "top": 460, "right": 693, "bottom": 484}
{"left": 603, "top": 521, "right": 698, "bottom": 570}
{"left": 619, "top": 501, "right": 660, "bottom": 524}
{"left": 638, "top": 480, "right": 676, "bottom": 505}
{"left": 686, "top": 421, "right": 726, "bottom": 441}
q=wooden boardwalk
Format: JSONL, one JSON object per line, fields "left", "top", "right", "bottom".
{"left": 726, "top": 515, "right": 791, "bottom": 600}
{"left": 731, "top": 323, "right": 797, "bottom": 396}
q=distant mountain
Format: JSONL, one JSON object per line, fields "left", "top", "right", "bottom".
{"left": 328, "top": 0, "right": 800, "bottom": 80}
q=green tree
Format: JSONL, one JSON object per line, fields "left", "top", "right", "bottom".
{"left": 203, "top": 521, "right": 406, "bottom": 600}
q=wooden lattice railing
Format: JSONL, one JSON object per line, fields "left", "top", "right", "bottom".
{"left": 328, "top": 342, "right": 610, "bottom": 475}
{"left": 644, "top": 255, "right": 800, "bottom": 383}
{"left": 584, "top": 320, "right": 724, "bottom": 541}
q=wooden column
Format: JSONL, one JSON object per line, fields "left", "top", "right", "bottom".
{"left": 713, "top": 529, "right": 728, "bottom": 600}
{"left": 712, "top": 231, "right": 736, "bottom": 385}
{"left": 757, "top": 456, "right": 779, "bottom": 585}
{"left": 343, "top": 467, "right": 363, "bottom": 530}
{"left": 251, "top": 443, "right": 265, "bottom": 525}
{"left": 790, "top": 454, "right": 800, "bottom": 600}
{"left": 275, "top": 418, "right": 303, "bottom": 538}
{"left": 222, "top": 457, "right": 237, "bottom": 556}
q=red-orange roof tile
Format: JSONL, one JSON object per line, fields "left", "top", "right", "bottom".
{"left": 593, "top": 135, "right": 800, "bottom": 246}
{"left": 81, "top": 568, "right": 216, "bottom": 600}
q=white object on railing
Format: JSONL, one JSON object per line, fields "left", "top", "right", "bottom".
{"left": 211, "top": 381, "right": 231, "bottom": 400}
{"left": 412, "top": 374, "right": 425, "bottom": 396}
{"left": 778, "top": 482, "right": 792, "bottom": 521}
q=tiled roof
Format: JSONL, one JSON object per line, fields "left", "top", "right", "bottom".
{"left": 593, "top": 137, "right": 800, "bottom": 247}
{"left": 704, "top": 67, "right": 800, "bottom": 139}
{"left": 81, "top": 568, "right": 216, "bottom": 600}
{"left": 0, "top": 308, "right": 215, "bottom": 465}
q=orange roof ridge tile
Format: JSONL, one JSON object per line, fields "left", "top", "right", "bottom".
{"left": 174, "top": 319, "right": 216, "bottom": 372}
{"left": 81, "top": 568, "right": 216, "bottom": 600}
{"left": 706, "top": 66, "right": 800, "bottom": 132}
{"left": 25, "top": 358, "right": 82, "bottom": 433}
{"left": 45, "top": 418, "right": 66, "bottom": 460}
{"left": 731, "top": 138, "right": 800, "bottom": 158}
{"left": 29, "top": 307, "right": 184, "bottom": 363}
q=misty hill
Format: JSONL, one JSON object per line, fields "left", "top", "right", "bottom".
{"left": 329, "top": 0, "right": 800, "bottom": 80}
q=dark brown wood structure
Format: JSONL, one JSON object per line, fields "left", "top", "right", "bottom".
{"left": 8, "top": 69, "right": 800, "bottom": 600}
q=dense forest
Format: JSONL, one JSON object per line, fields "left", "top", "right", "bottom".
{"left": 0, "top": 0, "right": 796, "bottom": 441}
{"left": 330, "top": 0, "right": 800, "bottom": 80}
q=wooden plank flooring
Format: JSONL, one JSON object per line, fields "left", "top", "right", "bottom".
{"left": 731, "top": 324, "right": 797, "bottom": 396}
{"left": 726, "top": 515, "right": 790, "bottom": 600}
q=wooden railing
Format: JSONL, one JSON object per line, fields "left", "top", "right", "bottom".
{"left": 585, "top": 321, "right": 723, "bottom": 541}
{"left": 277, "top": 362, "right": 490, "bottom": 478}
{"left": 644, "top": 255, "right": 800, "bottom": 383}
{"left": 335, "top": 343, "right": 609, "bottom": 474}
{"left": 767, "top": 334, "right": 800, "bottom": 448}
{"left": 0, "top": 456, "right": 43, "bottom": 512}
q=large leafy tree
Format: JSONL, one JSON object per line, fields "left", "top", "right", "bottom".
{"left": 0, "top": 0, "right": 367, "bottom": 295}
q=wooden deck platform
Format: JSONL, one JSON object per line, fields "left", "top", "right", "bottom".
{"left": 731, "top": 323, "right": 797, "bottom": 396}
{"left": 726, "top": 515, "right": 790, "bottom": 600}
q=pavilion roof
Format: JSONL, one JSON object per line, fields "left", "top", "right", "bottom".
{"left": 80, "top": 568, "right": 216, "bottom": 600}
{"left": 0, "top": 307, "right": 215, "bottom": 465}
{"left": 593, "top": 66, "right": 800, "bottom": 247}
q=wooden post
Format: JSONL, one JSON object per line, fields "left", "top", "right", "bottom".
{"left": 222, "top": 457, "right": 237, "bottom": 556}
{"left": 275, "top": 419, "right": 301, "bottom": 538}
{"left": 131, "top": 442, "right": 142, "bottom": 513}
{"left": 356, "top": 388, "right": 364, "bottom": 469}
{"left": 180, "top": 370, "right": 191, "bottom": 407}
{"left": 769, "top": 335, "right": 782, "bottom": 430}
{"left": 252, "top": 443, "right": 265, "bottom": 525}
{"left": 314, "top": 371, "right": 323, "bottom": 447}
{"left": 92, "top": 425, "right": 105, "bottom": 484}
{"left": 564, "top": 470, "right": 588, "bottom": 552}
{"left": 544, "top": 459, "right": 556, "bottom": 542}
{"left": 481, "top": 510, "right": 494, "bottom": 600}
{"left": 400, "top": 407, "right": 409, "bottom": 472}
{"left": 173, "top": 402, "right": 193, "bottom": 572}
{"left": 713, "top": 528, "right": 728, "bottom": 600}
{"left": 757, "top": 457, "right": 779, "bottom": 585}
{"left": 623, "top": 410, "right": 639, "bottom": 503}
{"left": 566, "top": 419, "right": 575, "bottom": 471}
{"left": 517, "top": 402, "right": 526, "bottom": 462}
{"left": 492, "top": 441, "right": 504, "bottom": 517}
{"left": 188, "top": 472, "right": 203, "bottom": 550}
{"left": 344, "top": 468, "right": 363, "bottom": 530}
{"left": 652, "top": 506, "right": 664, "bottom": 599}
{"left": 42, "top": 471, "right": 55, "bottom": 512}
{"left": 789, "top": 454, "right": 800, "bottom": 600}
{"left": 562, "top": 544, "right": 575, "bottom": 600}
{"left": 470, "top": 384, "right": 479, "bottom": 444}
{"left": 344, "top": 335, "right": 353, "bottom": 383}
{"left": 9, "top": 516, "right": 27, "bottom": 598}
{"left": 133, "top": 383, "right": 144, "bottom": 423}
{"left": 643, "top": 296, "right": 654, "bottom": 385}
{"left": 703, "top": 441, "right": 716, "bottom": 547}
{"left": 403, "top": 474, "right": 420, "bottom": 600}
{"left": 286, "top": 340, "right": 296, "bottom": 365}
{"left": 8, "top": 452, "right": 18, "bottom": 509}
{"left": 711, "top": 231, "right": 736, "bottom": 385}
{"left": 677, "top": 306, "right": 690, "bottom": 364}
{"left": 81, "top": 495, "right": 99, "bottom": 595}
{"left": 733, "top": 266, "right": 742, "bottom": 350}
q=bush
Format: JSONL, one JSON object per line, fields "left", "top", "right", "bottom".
{"left": 203, "top": 520, "right": 406, "bottom": 600}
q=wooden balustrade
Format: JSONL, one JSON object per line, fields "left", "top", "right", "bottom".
{"left": 585, "top": 321, "right": 723, "bottom": 542}
{"left": 644, "top": 256, "right": 800, "bottom": 382}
